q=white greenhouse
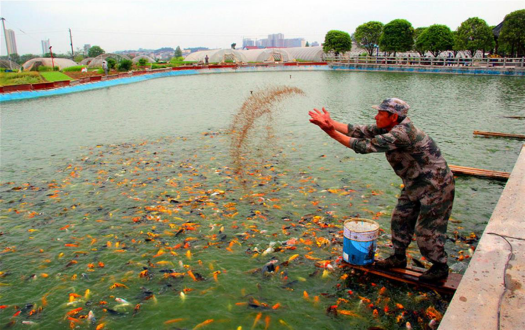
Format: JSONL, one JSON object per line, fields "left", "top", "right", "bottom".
{"left": 184, "top": 49, "right": 248, "bottom": 64}
{"left": 237, "top": 48, "right": 294, "bottom": 63}
{"left": 132, "top": 55, "right": 155, "bottom": 64}
{"left": 283, "top": 46, "right": 326, "bottom": 62}
{"left": 22, "top": 58, "right": 78, "bottom": 71}
{"left": 88, "top": 54, "right": 132, "bottom": 68}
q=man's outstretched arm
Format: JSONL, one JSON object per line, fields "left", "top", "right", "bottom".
{"left": 309, "top": 107, "right": 351, "bottom": 148}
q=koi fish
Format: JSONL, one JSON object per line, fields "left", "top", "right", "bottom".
{"left": 110, "top": 283, "right": 128, "bottom": 289}
{"left": 115, "top": 298, "right": 130, "bottom": 305}
{"left": 251, "top": 313, "right": 262, "bottom": 330}
{"left": 87, "top": 310, "right": 96, "bottom": 324}
{"left": 164, "top": 318, "right": 185, "bottom": 324}
{"left": 193, "top": 319, "right": 214, "bottom": 330}
{"left": 21, "top": 321, "right": 38, "bottom": 325}
{"left": 66, "top": 307, "right": 82, "bottom": 316}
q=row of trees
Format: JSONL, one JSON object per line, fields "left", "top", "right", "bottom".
{"left": 323, "top": 9, "right": 525, "bottom": 57}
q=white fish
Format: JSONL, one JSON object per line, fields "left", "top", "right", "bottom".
{"left": 87, "top": 310, "right": 96, "bottom": 324}
{"left": 115, "top": 297, "right": 130, "bottom": 305}
{"left": 22, "top": 321, "right": 38, "bottom": 326}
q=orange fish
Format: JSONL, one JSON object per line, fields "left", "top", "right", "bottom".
{"left": 109, "top": 283, "right": 128, "bottom": 289}
{"left": 252, "top": 312, "right": 262, "bottom": 330}
{"left": 164, "top": 318, "right": 185, "bottom": 324}
{"left": 66, "top": 307, "right": 83, "bottom": 316}
{"left": 193, "top": 319, "right": 214, "bottom": 330}
{"left": 188, "top": 270, "right": 197, "bottom": 282}
{"left": 264, "top": 315, "right": 271, "bottom": 330}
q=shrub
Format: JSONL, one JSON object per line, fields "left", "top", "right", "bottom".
{"left": 138, "top": 58, "right": 148, "bottom": 66}
{"left": 117, "top": 59, "right": 133, "bottom": 71}
{"left": 62, "top": 65, "right": 87, "bottom": 72}
{"left": 107, "top": 58, "right": 117, "bottom": 69}
{"left": 37, "top": 66, "right": 54, "bottom": 72}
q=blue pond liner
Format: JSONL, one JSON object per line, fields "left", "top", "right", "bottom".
{"left": 343, "top": 218, "right": 379, "bottom": 266}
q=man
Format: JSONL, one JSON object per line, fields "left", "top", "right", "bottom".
{"left": 102, "top": 60, "right": 108, "bottom": 75}
{"left": 308, "top": 98, "right": 454, "bottom": 282}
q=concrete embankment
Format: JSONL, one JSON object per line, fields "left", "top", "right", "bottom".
{"left": 439, "top": 145, "right": 525, "bottom": 329}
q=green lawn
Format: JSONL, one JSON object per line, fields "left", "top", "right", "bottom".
{"left": 40, "top": 72, "right": 73, "bottom": 82}
{"left": 0, "top": 72, "right": 45, "bottom": 86}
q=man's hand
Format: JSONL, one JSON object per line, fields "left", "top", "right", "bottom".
{"left": 309, "top": 107, "right": 334, "bottom": 132}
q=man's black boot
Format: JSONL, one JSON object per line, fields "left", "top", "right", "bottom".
{"left": 419, "top": 263, "right": 449, "bottom": 282}
{"left": 375, "top": 254, "right": 407, "bottom": 269}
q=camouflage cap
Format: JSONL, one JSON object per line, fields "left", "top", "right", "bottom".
{"left": 372, "top": 98, "right": 410, "bottom": 116}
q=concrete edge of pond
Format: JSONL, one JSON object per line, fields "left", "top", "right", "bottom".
{"left": 0, "top": 65, "right": 330, "bottom": 103}
{"left": 439, "top": 144, "right": 525, "bottom": 330}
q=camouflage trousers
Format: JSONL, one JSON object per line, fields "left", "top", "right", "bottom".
{"left": 391, "top": 183, "right": 455, "bottom": 265}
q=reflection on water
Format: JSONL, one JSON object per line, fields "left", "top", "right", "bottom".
{"left": 0, "top": 71, "right": 523, "bottom": 329}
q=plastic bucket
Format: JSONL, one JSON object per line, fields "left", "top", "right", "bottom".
{"left": 343, "top": 218, "right": 379, "bottom": 265}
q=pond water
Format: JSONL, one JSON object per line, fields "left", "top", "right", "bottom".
{"left": 1, "top": 71, "right": 524, "bottom": 329}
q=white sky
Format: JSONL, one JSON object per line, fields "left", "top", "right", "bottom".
{"left": 1, "top": 0, "right": 523, "bottom": 56}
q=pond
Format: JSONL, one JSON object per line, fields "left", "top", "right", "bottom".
{"left": 1, "top": 70, "right": 524, "bottom": 329}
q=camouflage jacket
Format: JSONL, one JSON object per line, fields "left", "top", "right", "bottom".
{"left": 346, "top": 117, "right": 454, "bottom": 200}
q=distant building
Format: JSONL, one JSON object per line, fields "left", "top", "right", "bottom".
{"left": 247, "top": 33, "right": 307, "bottom": 49}
{"left": 285, "top": 38, "right": 305, "bottom": 48}
{"left": 268, "top": 33, "right": 285, "bottom": 48}
{"left": 311, "top": 41, "right": 320, "bottom": 47}
{"left": 5, "top": 29, "right": 17, "bottom": 55}
{"left": 41, "top": 39, "right": 50, "bottom": 56}
{"left": 243, "top": 38, "right": 256, "bottom": 48}
{"left": 83, "top": 44, "right": 91, "bottom": 56}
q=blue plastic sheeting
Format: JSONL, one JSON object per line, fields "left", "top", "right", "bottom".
{"left": 0, "top": 65, "right": 329, "bottom": 103}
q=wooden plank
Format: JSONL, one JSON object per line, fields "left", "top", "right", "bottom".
{"left": 473, "top": 130, "right": 525, "bottom": 140}
{"left": 449, "top": 164, "right": 510, "bottom": 181}
{"left": 503, "top": 116, "right": 525, "bottom": 119}
{"left": 341, "top": 261, "right": 462, "bottom": 295}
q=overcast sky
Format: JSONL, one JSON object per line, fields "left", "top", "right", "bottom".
{"left": 1, "top": 0, "right": 523, "bottom": 56}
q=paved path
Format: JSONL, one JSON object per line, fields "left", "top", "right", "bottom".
{"left": 439, "top": 145, "right": 525, "bottom": 330}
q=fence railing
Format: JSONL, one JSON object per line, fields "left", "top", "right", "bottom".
{"left": 325, "top": 56, "right": 525, "bottom": 68}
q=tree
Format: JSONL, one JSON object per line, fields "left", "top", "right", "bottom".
{"left": 415, "top": 24, "right": 454, "bottom": 57}
{"left": 20, "top": 54, "right": 39, "bottom": 64}
{"left": 413, "top": 27, "right": 427, "bottom": 55}
{"left": 499, "top": 9, "right": 525, "bottom": 57}
{"left": 354, "top": 21, "right": 383, "bottom": 56}
{"left": 323, "top": 30, "right": 352, "bottom": 56}
{"left": 305, "top": 41, "right": 310, "bottom": 47}
{"left": 88, "top": 45, "right": 105, "bottom": 58}
{"left": 231, "top": 43, "right": 236, "bottom": 49}
{"left": 379, "top": 19, "right": 414, "bottom": 56}
{"left": 174, "top": 46, "right": 183, "bottom": 58}
{"left": 455, "top": 17, "right": 495, "bottom": 57}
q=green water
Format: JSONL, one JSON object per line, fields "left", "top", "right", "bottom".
{"left": 0, "top": 71, "right": 524, "bottom": 329}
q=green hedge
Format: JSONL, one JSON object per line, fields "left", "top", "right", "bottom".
{"left": 37, "top": 66, "right": 59, "bottom": 72}
{"left": 62, "top": 65, "right": 87, "bottom": 72}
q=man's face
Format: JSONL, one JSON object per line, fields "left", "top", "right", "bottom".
{"left": 375, "top": 110, "right": 396, "bottom": 129}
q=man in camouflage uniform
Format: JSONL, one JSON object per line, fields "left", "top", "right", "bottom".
{"left": 309, "top": 98, "right": 454, "bottom": 282}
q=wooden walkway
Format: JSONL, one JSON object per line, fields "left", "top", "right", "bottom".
{"left": 449, "top": 164, "right": 510, "bottom": 181}
{"left": 342, "top": 262, "right": 462, "bottom": 295}
{"left": 474, "top": 130, "right": 525, "bottom": 140}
